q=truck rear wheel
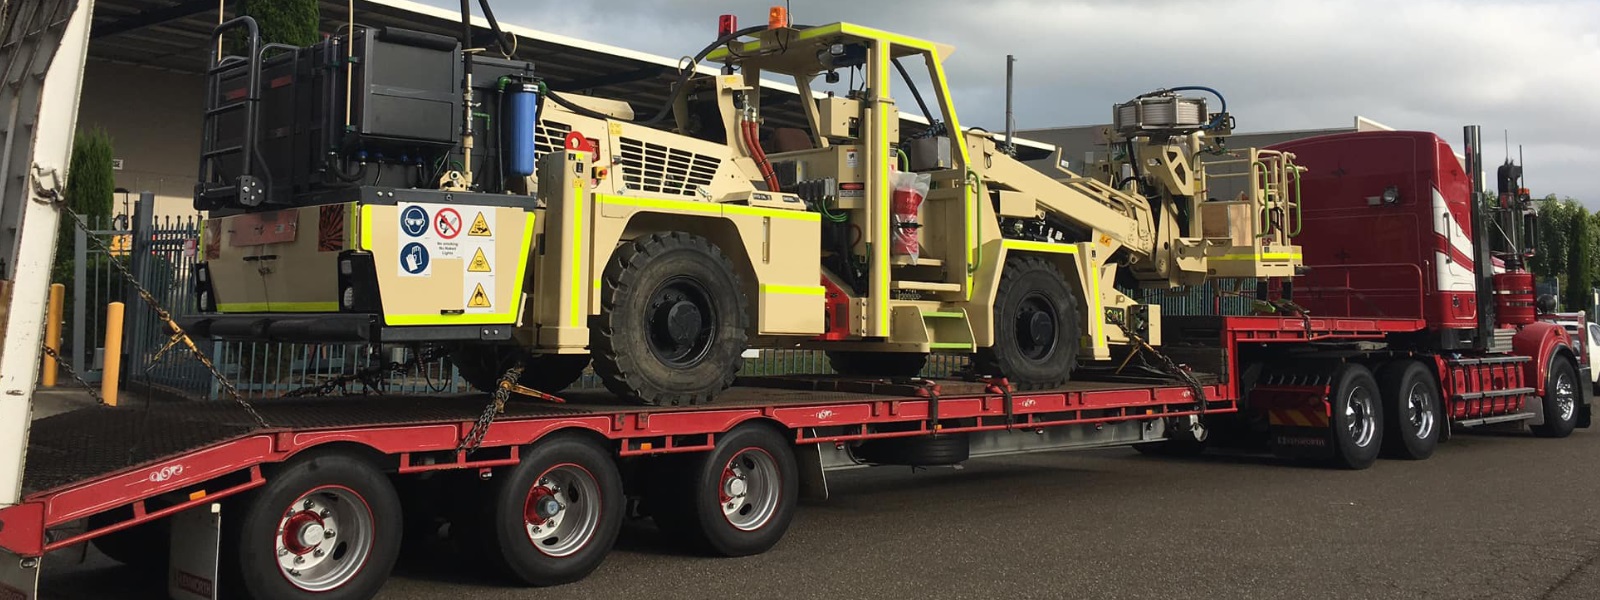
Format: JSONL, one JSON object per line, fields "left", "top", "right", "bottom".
{"left": 221, "top": 452, "right": 402, "bottom": 600}
{"left": 975, "top": 255, "right": 1079, "bottom": 390}
{"left": 1378, "top": 360, "right": 1440, "bottom": 460}
{"left": 826, "top": 351, "right": 928, "bottom": 378}
{"left": 473, "top": 433, "right": 624, "bottom": 587}
{"left": 649, "top": 424, "right": 797, "bottom": 557}
{"left": 452, "top": 346, "right": 590, "bottom": 394}
{"left": 592, "top": 232, "right": 749, "bottom": 405}
{"left": 1329, "top": 363, "right": 1384, "bottom": 470}
{"left": 1531, "top": 356, "right": 1579, "bottom": 438}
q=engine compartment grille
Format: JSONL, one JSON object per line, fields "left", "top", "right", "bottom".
{"left": 618, "top": 136, "right": 721, "bottom": 197}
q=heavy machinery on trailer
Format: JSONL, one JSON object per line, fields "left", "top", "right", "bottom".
{"left": 180, "top": 4, "right": 1304, "bottom": 405}
{"left": 0, "top": 4, "right": 1592, "bottom": 600}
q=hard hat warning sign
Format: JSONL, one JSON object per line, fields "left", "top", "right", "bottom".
{"left": 467, "top": 283, "right": 492, "bottom": 308}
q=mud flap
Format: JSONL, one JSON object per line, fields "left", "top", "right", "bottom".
{"left": 168, "top": 503, "right": 221, "bottom": 600}
{"left": 795, "top": 434, "right": 829, "bottom": 502}
{"left": 1271, "top": 426, "right": 1334, "bottom": 460}
{"left": 1579, "top": 366, "right": 1594, "bottom": 428}
{"left": 0, "top": 549, "right": 39, "bottom": 600}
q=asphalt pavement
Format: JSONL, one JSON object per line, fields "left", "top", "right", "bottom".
{"left": 38, "top": 426, "right": 1600, "bottom": 600}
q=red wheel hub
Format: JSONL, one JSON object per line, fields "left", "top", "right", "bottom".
{"left": 280, "top": 511, "right": 325, "bottom": 556}
{"left": 523, "top": 486, "right": 558, "bottom": 525}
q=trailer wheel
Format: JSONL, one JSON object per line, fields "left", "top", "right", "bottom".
{"left": 592, "top": 232, "right": 749, "bottom": 405}
{"left": 826, "top": 351, "right": 928, "bottom": 378}
{"left": 1378, "top": 360, "right": 1440, "bottom": 460}
{"left": 1532, "top": 357, "right": 1580, "bottom": 438}
{"left": 451, "top": 346, "right": 591, "bottom": 394}
{"left": 477, "top": 434, "right": 624, "bottom": 586}
{"left": 1329, "top": 363, "right": 1384, "bottom": 470}
{"left": 975, "top": 256, "right": 1079, "bottom": 390}
{"left": 650, "top": 424, "right": 797, "bottom": 557}
{"left": 221, "top": 453, "right": 401, "bottom": 600}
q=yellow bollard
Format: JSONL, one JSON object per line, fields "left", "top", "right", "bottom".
{"left": 101, "top": 302, "right": 125, "bottom": 407}
{"left": 41, "top": 283, "right": 64, "bottom": 387}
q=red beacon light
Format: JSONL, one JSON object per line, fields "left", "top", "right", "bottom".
{"left": 718, "top": 14, "right": 737, "bottom": 36}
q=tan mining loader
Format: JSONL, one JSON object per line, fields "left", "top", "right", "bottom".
{"left": 187, "top": 11, "right": 1302, "bottom": 404}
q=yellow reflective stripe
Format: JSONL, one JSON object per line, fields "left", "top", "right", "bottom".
{"left": 385, "top": 213, "right": 536, "bottom": 326}
{"left": 1212, "top": 252, "right": 1303, "bottom": 261}
{"left": 874, "top": 39, "right": 891, "bottom": 336}
{"left": 1000, "top": 240, "right": 1079, "bottom": 254}
{"left": 359, "top": 204, "right": 374, "bottom": 251}
{"left": 218, "top": 302, "right": 338, "bottom": 313}
{"left": 761, "top": 283, "right": 825, "bottom": 296}
{"left": 347, "top": 203, "right": 362, "bottom": 250}
{"left": 597, "top": 194, "right": 819, "bottom": 222}
{"left": 571, "top": 174, "right": 585, "bottom": 327}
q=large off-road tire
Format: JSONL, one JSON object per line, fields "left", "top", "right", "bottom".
{"left": 975, "top": 255, "right": 1079, "bottom": 390}
{"left": 470, "top": 434, "right": 625, "bottom": 587}
{"left": 591, "top": 232, "right": 750, "bottom": 405}
{"left": 220, "top": 452, "right": 403, "bottom": 600}
{"left": 451, "top": 345, "right": 590, "bottom": 394}
{"left": 1329, "top": 363, "right": 1384, "bottom": 470}
{"left": 1378, "top": 360, "right": 1441, "bottom": 460}
{"left": 1531, "top": 356, "right": 1580, "bottom": 438}
{"left": 826, "top": 350, "right": 928, "bottom": 379}
{"left": 648, "top": 424, "right": 798, "bottom": 557}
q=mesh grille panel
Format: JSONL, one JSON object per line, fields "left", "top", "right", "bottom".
{"left": 618, "top": 137, "right": 721, "bottom": 197}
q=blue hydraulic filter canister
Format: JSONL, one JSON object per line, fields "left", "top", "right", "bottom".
{"left": 505, "top": 82, "right": 540, "bottom": 177}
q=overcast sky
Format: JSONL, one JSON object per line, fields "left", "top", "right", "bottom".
{"left": 423, "top": 0, "right": 1600, "bottom": 206}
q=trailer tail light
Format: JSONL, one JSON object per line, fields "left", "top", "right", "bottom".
{"left": 718, "top": 14, "right": 737, "bottom": 36}
{"left": 768, "top": 6, "right": 788, "bottom": 29}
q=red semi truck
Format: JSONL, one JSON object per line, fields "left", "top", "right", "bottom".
{"left": 0, "top": 4, "right": 1591, "bottom": 600}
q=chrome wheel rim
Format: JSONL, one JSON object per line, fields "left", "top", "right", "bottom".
{"left": 1345, "top": 385, "right": 1378, "bottom": 448}
{"left": 523, "top": 464, "right": 602, "bottom": 557}
{"left": 720, "top": 448, "right": 780, "bottom": 532}
{"left": 275, "top": 486, "right": 374, "bottom": 592}
{"left": 1554, "top": 371, "right": 1577, "bottom": 422}
{"left": 1405, "top": 381, "right": 1436, "bottom": 440}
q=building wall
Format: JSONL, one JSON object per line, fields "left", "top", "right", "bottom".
{"left": 75, "top": 58, "right": 204, "bottom": 220}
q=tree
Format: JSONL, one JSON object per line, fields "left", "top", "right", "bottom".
{"left": 53, "top": 128, "right": 115, "bottom": 284}
{"left": 1565, "top": 209, "right": 1592, "bottom": 312}
{"left": 237, "top": 0, "right": 318, "bottom": 47}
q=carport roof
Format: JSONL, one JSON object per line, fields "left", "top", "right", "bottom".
{"left": 87, "top": 0, "right": 1052, "bottom": 157}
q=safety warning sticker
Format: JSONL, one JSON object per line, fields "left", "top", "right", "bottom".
{"left": 468, "top": 247, "right": 492, "bottom": 272}
{"left": 467, "top": 283, "right": 492, "bottom": 308}
{"left": 396, "top": 203, "right": 497, "bottom": 311}
{"left": 399, "top": 242, "right": 430, "bottom": 276}
{"left": 468, "top": 211, "right": 492, "bottom": 236}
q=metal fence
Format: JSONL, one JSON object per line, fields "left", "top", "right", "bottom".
{"left": 72, "top": 197, "right": 970, "bottom": 401}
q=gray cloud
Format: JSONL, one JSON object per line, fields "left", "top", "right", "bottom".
{"left": 426, "top": 0, "right": 1600, "bottom": 204}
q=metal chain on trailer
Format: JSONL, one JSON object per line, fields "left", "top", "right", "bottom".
{"left": 1107, "top": 314, "right": 1209, "bottom": 414}
{"left": 57, "top": 206, "right": 270, "bottom": 428}
{"left": 458, "top": 362, "right": 525, "bottom": 453}
{"left": 38, "top": 344, "right": 105, "bottom": 405}
{"left": 282, "top": 345, "right": 453, "bottom": 397}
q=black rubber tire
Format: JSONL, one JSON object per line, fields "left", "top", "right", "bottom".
{"left": 87, "top": 511, "right": 169, "bottom": 571}
{"left": 826, "top": 351, "right": 928, "bottom": 378}
{"left": 1531, "top": 356, "right": 1580, "bottom": 438}
{"left": 1328, "top": 363, "right": 1384, "bottom": 470}
{"left": 451, "top": 346, "right": 590, "bottom": 394}
{"left": 975, "top": 255, "right": 1079, "bottom": 390}
{"left": 649, "top": 425, "right": 798, "bottom": 557}
{"left": 220, "top": 452, "right": 403, "bottom": 600}
{"left": 851, "top": 434, "right": 970, "bottom": 466}
{"left": 474, "top": 434, "right": 625, "bottom": 587}
{"left": 592, "top": 232, "right": 749, "bottom": 405}
{"left": 1378, "top": 360, "right": 1441, "bottom": 460}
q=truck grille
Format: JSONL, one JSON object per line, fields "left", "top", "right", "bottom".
{"left": 618, "top": 136, "right": 721, "bottom": 197}
{"left": 535, "top": 120, "right": 573, "bottom": 157}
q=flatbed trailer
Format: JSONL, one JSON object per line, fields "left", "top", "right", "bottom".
{"left": 11, "top": 312, "right": 1587, "bottom": 600}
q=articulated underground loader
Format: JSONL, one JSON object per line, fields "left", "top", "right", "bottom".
{"left": 184, "top": 9, "right": 1303, "bottom": 404}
